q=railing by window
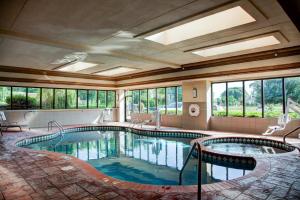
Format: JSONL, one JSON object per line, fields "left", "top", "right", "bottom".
{"left": 211, "top": 76, "right": 300, "bottom": 118}
{"left": 0, "top": 85, "right": 116, "bottom": 110}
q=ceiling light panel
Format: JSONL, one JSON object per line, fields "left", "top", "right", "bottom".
{"left": 192, "top": 35, "right": 280, "bottom": 57}
{"left": 58, "top": 61, "right": 97, "bottom": 72}
{"left": 95, "top": 67, "right": 137, "bottom": 76}
{"left": 145, "top": 6, "right": 256, "bottom": 45}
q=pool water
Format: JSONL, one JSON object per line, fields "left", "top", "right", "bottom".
{"left": 205, "top": 142, "right": 286, "bottom": 155}
{"left": 25, "top": 131, "right": 252, "bottom": 185}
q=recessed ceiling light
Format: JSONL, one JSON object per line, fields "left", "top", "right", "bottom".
{"left": 58, "top": 61, "right": 98, "bottom": 72}
{"left": 192, "top": 35, "right": 280, "bottom": 57}
{"left": 95, "top": 67, "right": 137, "bottom": 76}
{"left": 145, "top": 6, "right": 256, "bottom": 45}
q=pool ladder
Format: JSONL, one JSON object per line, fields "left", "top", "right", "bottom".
{"left": 179, "top": 141, "right": 202, "bottom": 200}
{"left": 48, "top": 120, "right": 64, "bottom": 136}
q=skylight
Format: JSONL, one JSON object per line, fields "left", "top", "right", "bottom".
{"left": 58, "top": 62, "right": 97, "bottom": 72}
{"left": 95, "top": 67, "right": 137, "bottom": 76}
{"left": 192, "top": 35, "right": 280, "bottom": 57}
{"left": 145, "top": 6, "right": 256, "bottom": 45}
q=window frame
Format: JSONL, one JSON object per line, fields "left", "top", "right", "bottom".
{"left": 124, "top": 86, "right": 182, "bottom": 121}
{"left": 211, "top": 75, "right": 298, "bottom": 118}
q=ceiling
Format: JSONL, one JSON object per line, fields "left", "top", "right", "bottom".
{"left": 0, "top": 0, "right": 299, "bottom": 86}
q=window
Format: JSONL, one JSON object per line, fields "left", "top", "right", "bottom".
{"left": 132, "top": 90, "right": 140, "bottom": 113}
{"left": 212, "top": 83, "right": 226, "bottom": 116}
{"left": 140, "top": 89, "right": 147, "bottom": 113}
{"left": 212, "top": 77, "right": 300, "bottom": 118}
{"left": 166, "top": 87, "right": 176, "bottom": 115}
{"left": 107, "top": 91, "right": 116, "bottom": 108}
{"left": 125, "top": 86, "right": 182, "bottom": 118}
{"left": 12, "top": 87, "right": 27, "bottom": 109}
{"left": 28, "top": 88, "right": 40, "bottom": 109}
{"left": 66, "top": 89, "right": 77, "bottom": 109}
{"left": 0, "top": 85, "right": 116, "bottom": 110}
{"left": 125, "top": 90, "right": 133, "bottom": 121}
{"left": 98, "top": 91, "right": 106, "bottom": 108}
{"left": 78, "top": 90, "right": 88, "bottom": 109}
{"left": 54, "top": 89, "right": 66, "bottom": 109}
{"left": 148, "top": 89, "right": 156, "bottom": 113}
{"left": 227, "top": 82, "right": 243, "bottom": 117}
{"left": 88, "top": 90, "right": 97, "bottom": 109}
{"left": 285, "top": 77, "right": 300, "bottom": 118}
{"left": 157, "top": 88, "right": 166, "bottom": 114}
{"left": 177, "top": 86, "right": 182, "bottom": 115}
{"left": 42, "top": 88, "right": 53, "bottom": 109}
{"left": 245, "top": 80, "right": 262, "bottom": 117}
{"left": 263, "top": 79, "right": 283, "bottom": 118}
{"left": 0, "top": 86, "right": 11, "bottom": 110}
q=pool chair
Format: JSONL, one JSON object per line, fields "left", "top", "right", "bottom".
{"left": 129, "top": 113, "right": 153, "bottom": 128}
{"left": 263, "top": 114, "right": 291, "bottom": 136}
{"left": 263, "top": 98, "right": 300, "bottom": 136}
{"left": 0, "top": 111, "right": 22, "bottom": 135}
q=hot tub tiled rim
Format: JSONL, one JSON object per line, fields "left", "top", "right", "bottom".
{"left": 193, "top": 135, "right": 298, "bottom": 159}
{"left": 8, "top": 124, "right": 280, "bottom": 193}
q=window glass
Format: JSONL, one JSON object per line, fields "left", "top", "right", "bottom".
{"left": 157, "top": 88, "right": 166, "bottom": 114}
{"left": 12, "top": 87, "right": 27, "bottom": 109}
{"left": 98, "top": 91, "right": 106, "bottom": 108}
{"left": 107, "top": 91, "right": 116, "bottom": 108}
{"left": 148, "top": 89, "right": 156, "bottom": 113}
{"left": 42, "top": 88, "right": 53, "bottom": 109}
{"left": 125, "top": 90, "right": 133, "bottom": 121}
{"left": 245, "top": 81, "right": 262, "bottom": 117}
{"left": 54, "top": 89, "right": 66, "bottom": 109}
{"left": 78, "top": 90, "right": 88, "bottom": 109}
{"left": 132, "top": 90, "right": 140, "bottom": 113}
{"left": 212, "top": 83, "right": 226, "bottom": 116}
{"left": 66, "top": 89, "right": 77, "bottom": 109}
{"left": 228, "top": 82, "right": 243, "bottom": 117}
{"left": 88, "top": 90, "right": 97, "bottom": 108}
{"left": 166, "top": 87, "right": 176, "bottom": 115}
{"left": 0, "top": 86, "right": 11, "bottom": 110}
{"left": 140, "top": 89, "right": 147, "bottom": 113}
{"left": 263, "top": 79, "right": 283, "bottom": 118}
{"left": 28, "top": 88, "right": 40, "bottom": 109}
{"left": 177, "top": 86, "right": 182, "bottom": 115}
{"left": 285, "top": 77, "right": 300, "bottom": 118}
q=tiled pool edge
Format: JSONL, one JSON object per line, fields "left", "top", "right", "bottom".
{"left": 13, "top": 139, "right": 271, "bottom": 194}
{"left": 11, "top": 125, "right": 288, "bottom": 193}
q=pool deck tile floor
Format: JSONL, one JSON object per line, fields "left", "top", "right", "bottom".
{"left": 0, "top": 123, "right": 300, "bottom": 200}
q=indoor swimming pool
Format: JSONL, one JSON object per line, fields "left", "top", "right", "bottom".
{"left": 20, "top": 129, "right": 254, "bottom": 185}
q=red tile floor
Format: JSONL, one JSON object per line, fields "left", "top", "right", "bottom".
{"left": 0, "top": 125, "right": 300, "bottom": 200}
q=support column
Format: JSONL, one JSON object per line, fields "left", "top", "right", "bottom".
{"left": 182, "top": 80, "right": 211, "bottom": 130}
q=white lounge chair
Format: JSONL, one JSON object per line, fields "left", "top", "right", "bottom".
{"left": 263, "top": 114, "right": 291, "bottom": 136}
{"left": 263, "top": 98, "right": 299, "bottom": 136}
{"left": 0, "top": 111, "right": 22, "bottom": 135}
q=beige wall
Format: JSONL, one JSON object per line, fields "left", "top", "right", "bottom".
{"left": 3, "top": 109, "right": 118, "bottom": 128}
{"left": 210, "top": 116, "right": 300, "bottom": 138}
{"left": 131, "top": 113, "right": 182, "bottom": 128}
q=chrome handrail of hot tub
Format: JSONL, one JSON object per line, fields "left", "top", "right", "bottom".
{"left": 283, "top": 126, "right": 300, "bottom": 144}
{"left": 179, "top": 141, "right": 202, "bottom": 200}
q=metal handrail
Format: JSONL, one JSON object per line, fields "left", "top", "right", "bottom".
{"left": 48, "top": 120, "right": 64, "bottom": 134}
{"left": 179, "top": 141, "right": 202, "bottom": 200}
{"left": 283, "top": 126, "right": 300, "bottom": 143}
